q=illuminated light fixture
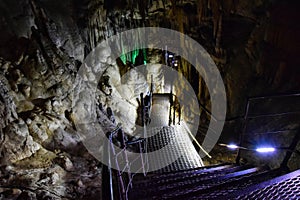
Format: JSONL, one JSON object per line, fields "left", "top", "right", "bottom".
{"left": 256, "top": 147, "right": 275, "bottom": 153}
{"left": 168, "top": 54, "right": 174, "bottom": 58}
{"left": 219, "top": 143, "right": 240, "bottom": 149}
{"left": 227, "top": 144, "right": 239, "bottom": 149}
{"left": 174, "top": 63, "right": 178, "bottom": 67}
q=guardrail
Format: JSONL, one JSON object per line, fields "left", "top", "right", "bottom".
{"left": 235, "top": 93, "right": 300, "bottom": 169}
{"left": 101, "top": 73, "right": 157, "bottom": 199}
{"left": 102, "top": 100, "right": 151, "bottom": 200}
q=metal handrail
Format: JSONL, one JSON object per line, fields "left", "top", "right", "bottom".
{"left": 236, "top": 93, "right": 300, "bottom": 167}
{"left": 181, "top": 122, "right": 212, "bottom": 158}
{"left": 153, "top": 92, "right": 181, "bottom": 126}
{"left": 108, "top": 134, "right": 126, "bottom": 200}
{"left": 126, "top": 138, "right": 145, "bottom": 145}
{"left": 104, "top": 128, "right": 148, "bottom": 200}
{"left": 199, "top": 93, "right": 300, "bottom": 122}
{"left": 102, "top": 90, "right": 153, "bottom": 200}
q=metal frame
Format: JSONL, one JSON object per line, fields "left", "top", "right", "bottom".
{"left": 236, "top": 93, "right": 300, "bottom": 169}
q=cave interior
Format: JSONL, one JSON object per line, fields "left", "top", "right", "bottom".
{"left": 0, "top": 0, "right": 299, "bottom": 199}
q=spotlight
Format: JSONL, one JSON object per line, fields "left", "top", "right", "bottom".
{"left": 219, "top": 143, "right": 240, "bottom": 149}
{"left": 227, "top": 144, "right": 239, "bottom": 149}
{"left": 256, "top": 147, "right": 275, "bottom": 153}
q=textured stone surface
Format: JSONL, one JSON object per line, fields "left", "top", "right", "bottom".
{"left": 2, "top": 119, "right": 40, "bottom": 163}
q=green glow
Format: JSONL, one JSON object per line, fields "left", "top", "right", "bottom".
{"left": 120, "top": 54, "right": 127, "bottom": 64}
{"left": 143, "top": 49, "right": 147, "bottom": 64}
{"left": 119, "top": 49, "right": 147, "bottom": 65}
{"left": 131, "top": 49, "right": 139, "bottom": 64}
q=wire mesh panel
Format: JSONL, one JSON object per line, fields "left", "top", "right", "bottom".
{"left": 145, "top": 124, "right": 203, "bottom": 173}
{"left": 187, "top": 168, "right": 282, "bottom": 199}
{"left": 233, "top": 169, "right": 300, "bottom": 200}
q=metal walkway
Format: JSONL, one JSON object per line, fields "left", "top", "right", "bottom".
{"left": 148, "top": 94, "right": 170, "bottom": 127}
{"left": 144, "top": 94, "right": 203, "bottom": 172}
{"left": 126, "top": 94, "right": 300, "bottom": 200}
{"left": 145, "top": 124, "right": 204, "bottom": 173}
{"left": 128, "top": 164, "right": 300, "bottom": 200}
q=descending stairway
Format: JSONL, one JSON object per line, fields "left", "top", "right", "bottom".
{"left": 126, "top": 94, "right": 300, "bottom": 199}
{"left": 104, "top": 92, "right": 300, "bottom": 200}
{"left": 128, "top": 164, "right": 300, "bottom": 199}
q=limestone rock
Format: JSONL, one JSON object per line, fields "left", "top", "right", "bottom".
{"left": 1, "top": 119, "right": 40, "bottom": 163}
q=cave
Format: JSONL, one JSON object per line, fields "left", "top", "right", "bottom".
{"left": 0, "top": 0, "right": 300, "bottom": 199}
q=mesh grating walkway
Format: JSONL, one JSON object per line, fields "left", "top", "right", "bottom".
{"left": 143, "top": 93, "right": 203, "bottom": 172}
{"left": 233, "top": 169, "right": 300, "bottom": 199}
{"left": 145, "top": 125, "right": 203, "bottom": 173}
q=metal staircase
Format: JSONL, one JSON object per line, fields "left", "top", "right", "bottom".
{"left": 102, "top": 92, "right": 300, "bottom": 200}
{"left": 128, "top": 165, "right": 300, "bottom": 200}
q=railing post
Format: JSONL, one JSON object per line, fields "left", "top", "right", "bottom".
{"left": 169, "top": 92, "right": 173, "bottom": 126}
{"left": 178, "top": 104, "right": 181, "bottom": 125}
{"left": 139, "top": 141, "right": 146, "bottom": 176}
{"left": 109, "top": 133, "right": 126, "bottom": 200}
{"left": 150, "top": 75, "right": 154, "bottom": 94}
{"left": 173, "top": 101, "right": 176, "bottom": 125}
{"left": 102, "top": 132, "right": 114, "bottom": 200}
{"left": 236, "top": 99, "right": 250, "bottom": 165}
{"left": 117, "top": 129, "right": 125, "bottom": 149}
{"left": 140, "top": 93, "right": 144, "bottom": 126}
{"left": 235, "top": 93, "right": 300, "bottom": 166}
{"left": 118, "top": 128, "right": 132, "bottom": 189}
{"left": 280, "top": 129, "right": 300, "bottom": 170}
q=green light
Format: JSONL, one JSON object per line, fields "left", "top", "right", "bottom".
{"left": 143, "top": 48, "right": 147, "bottom": 64}
{"left": 131, "top": 49, "right": 139, "bottom": 64}
{"left": 120, "top": 54, "right": 126, "bottom": 64}
{"left": 119, "top": 49, "right": 147, "bottom": 65}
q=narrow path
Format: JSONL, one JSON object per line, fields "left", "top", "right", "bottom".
{"left": 148, "top": 94, "right": 170, "bottom": 127}
{"left": 144, "top": 94, "right": 203, "bottom": 172}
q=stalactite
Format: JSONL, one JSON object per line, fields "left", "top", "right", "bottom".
{"left": 137, "top": 0, "right": 147, "bottom": 20}
{"left": 197, "top": 0, "right": 209, "bottom": 23}
{"left": 215, "top": 14, "right": 223, "bottom": 54}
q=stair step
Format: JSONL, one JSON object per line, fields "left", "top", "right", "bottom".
{"left": 132, "top": 165, "right": 246, "bottom": 188}
{"left": 174, "top": 168, "right": 282, "bottom": 200}
{"left": 158, "top": 167, "right": 262, "bottom": 199}
{"left": 129, "top": 165, "right": 258, "bottom": 199}
{"left": 229, "top": 169, "right": 300, "bottom": 199}
{"left": 132, "top": 163, "right": 232, "bottom": 183}
{"left": 128, "top": 166, "right": 300, "bottom": 200}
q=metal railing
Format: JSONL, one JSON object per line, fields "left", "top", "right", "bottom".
{"left": 235, "top": 93, "right": 300, "bottom": 169}
{"left": 168, "top": 92, "right": 181, "bottom": 126}
{"left": 102, "top": 123, "right": 150, "bottom": 200}
{"left": 102, "top": 83, "right": 154, "bottom": 200}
